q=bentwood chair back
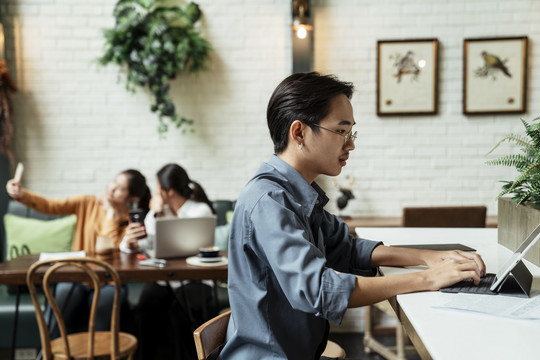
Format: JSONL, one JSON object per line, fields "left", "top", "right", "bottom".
{"left": 193, "top": 310, "right": 231, "bottom": 360}
{"left": 26, "top": 257, "right": 137, "bottom": 360}
{"left": 193, "top": 310, "right": 345, "bottom": 359}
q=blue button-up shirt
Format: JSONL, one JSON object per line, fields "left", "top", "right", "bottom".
{"left": 220, "top": 155, "right": 381, "bottom": 360}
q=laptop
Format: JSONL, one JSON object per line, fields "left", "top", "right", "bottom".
{"left": 146, "top": 216, "right": 217, "bottom": 259}
{"left": 440, "top": 223, "right": 540, "bottom": 297}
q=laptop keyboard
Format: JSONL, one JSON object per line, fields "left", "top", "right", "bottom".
{"left": 440, "top": 273, "right": 497, "bottom": 295}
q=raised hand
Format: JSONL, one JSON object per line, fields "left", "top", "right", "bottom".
{"left": 6, "top": 179, "right": 23, "bottom": 200}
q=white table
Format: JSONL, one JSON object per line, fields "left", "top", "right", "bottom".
{"left": 355, "top": 227, "right": 540, "bottom": 360}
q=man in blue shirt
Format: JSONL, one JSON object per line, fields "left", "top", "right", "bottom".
{"left": 221, "top": 72, "right": 486, "bottom": 360}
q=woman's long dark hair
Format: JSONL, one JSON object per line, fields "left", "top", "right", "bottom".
{"left": 157, "top": 163, "right": 215, "bottom": 214}
{"left": 122, "top": 169, "right": 151, "bottom": 216}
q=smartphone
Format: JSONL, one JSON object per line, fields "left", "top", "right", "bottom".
{"left": 139, "top": 258, "right": 167, "bottom": 268}
{"left": 129, "top": 209, "right": 145, "bottom": 224}
{"left": 129, "top": 209, "right": 146, "bottom": 239}
{"left": 14, "top": 163, "right": 24, "bottom": 182}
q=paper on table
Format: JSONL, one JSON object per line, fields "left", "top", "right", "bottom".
{"left": 39, "top": 251, "right": 86, "bottom": 261}
{"left": 432, "top": 293, "right": 540, "bottom": 320}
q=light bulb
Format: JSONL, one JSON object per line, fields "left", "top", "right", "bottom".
{"left": 296, "top": 26, "right": 307, "bottom": 39}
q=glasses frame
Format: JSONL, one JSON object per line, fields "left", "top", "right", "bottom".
{"left": 311, "top": 123, "right": 357, "bottom": 145}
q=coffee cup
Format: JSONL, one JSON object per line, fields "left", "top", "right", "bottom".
{"left": 199, "top": 246, "right": 220, "bottom": 258}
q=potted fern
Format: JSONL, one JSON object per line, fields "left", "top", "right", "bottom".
{"left": 98, "top": 0, "right": 212, "bottom": 135}
{"left": 486, "top": 116, "right": 540, "bottom": 266}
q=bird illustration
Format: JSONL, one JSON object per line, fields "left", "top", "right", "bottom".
{"left": 481, "top": 51, "right": 511, "bottom": 78}
{"left": 394, "top": 51, "right": 420, "bottom": 83}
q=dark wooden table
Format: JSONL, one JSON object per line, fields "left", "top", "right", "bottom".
{"left": 0, "top": 251, "right": 228, "bottom": 285}
{"left": 0, "top": 251, "right": 228, "bottom": 360}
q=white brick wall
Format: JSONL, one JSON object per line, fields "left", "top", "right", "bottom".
{"left": 2, "top": 0, "right": 538, "bottom": 217}
{"left": 2, "top": 0, "right": 539, "bottom": 333}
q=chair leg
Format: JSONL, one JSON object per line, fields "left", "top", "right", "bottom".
{"left": 396, "top": 324, "right": 407, "bottom": 360}
{"left": 363, "top": 305, "right": 373, "bottom": 354}
{"left": 363, "top": 303, "right": 416, "bottom": 360}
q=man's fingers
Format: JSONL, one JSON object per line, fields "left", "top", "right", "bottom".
{"left": 459, "top": 251, "right": 487, "bottom": 277}
{"left": 454, "top": 262, "right": 483, "bottom": 285}
{"left": 447, "top": 250, "right": 487, "bottom": 277}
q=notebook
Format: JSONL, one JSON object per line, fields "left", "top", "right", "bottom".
{"left": 146, "top": 216, "right": 217, "bottom": 259}
{"left": 392, "top": 243, "right": 476, "bottom": 252}
{"left": 440, "top": 223, "right": 540, "bottom": 297}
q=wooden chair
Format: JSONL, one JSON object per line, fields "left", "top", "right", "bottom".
{"left": 402, "top": 205, "right": 487, "bottom": 228}
{"left": 363, "top": 298, "right": 416, "bottom": 360}
{"left": 193, "top": 310, "right": 346, "bottom": 359}
{"left": 26, "top": 257, "right": 137, "bottom": 360}
{"left": 364, "top": 205, "right": 487, "bottom": 360}
{"left": 193, "top": 310, "right": 231, "bottom": 360}
{"left": 322, "top": 340, "right": 346, "bottom": 358}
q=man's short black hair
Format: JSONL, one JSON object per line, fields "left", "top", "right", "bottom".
{"left": 266, "top": 72, "right": 354, "bottom": 154}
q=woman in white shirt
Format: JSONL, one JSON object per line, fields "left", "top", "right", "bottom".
{"left": 121, "top": 163, "right": 215, "bottom": 360}
{"left": 121, "top": 164, "right": 214, "bottom": 251}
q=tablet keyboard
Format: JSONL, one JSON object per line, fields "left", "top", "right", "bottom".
{"left": 440, "top": 273, "right": 497, "bottom": 295}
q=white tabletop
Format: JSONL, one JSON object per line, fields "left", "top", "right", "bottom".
{"left": 355, "top": 227, "right": 540, "bottom": 360}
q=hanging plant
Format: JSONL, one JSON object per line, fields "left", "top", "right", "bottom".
{"left": 98, "top": 0, "right": 212, "bottom": 134}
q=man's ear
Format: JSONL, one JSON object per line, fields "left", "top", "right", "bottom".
{"left": 290, "top": 120, "right": 304, "bottom": 146}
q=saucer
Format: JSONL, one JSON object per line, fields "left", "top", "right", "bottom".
{"left": 198, "top": 255, "right": 224, "bottom": 263}
{"left": 186, "top": 256, "right": 228, "bottom": 267}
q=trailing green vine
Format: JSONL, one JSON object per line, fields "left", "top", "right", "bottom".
{"left": 486, "top": 116, "right": 540, "bottom": 205}
{"left": 98, "top": 0, "right": 212, "bottom": 135}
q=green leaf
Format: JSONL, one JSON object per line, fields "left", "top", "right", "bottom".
{"left": 488, "top": 117, "right": 540, "bottom": 206}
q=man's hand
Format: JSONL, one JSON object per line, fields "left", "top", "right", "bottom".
{"left": 421, "top": 256, "right": 485, "bottom": 290}
{"left": 423, "top": 249, "right": 486, "bottom": 277}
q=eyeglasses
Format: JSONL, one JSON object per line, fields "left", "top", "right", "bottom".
{"left": 311, "top": 124, "right": 357, "bottom": 145}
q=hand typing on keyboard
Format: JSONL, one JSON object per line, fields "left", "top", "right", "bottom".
{"left": 440, "top": 273, "right": 497, "bottom": 295}
{"left": 420, "top": 249, "right": 487, "bottom": 290}
{"left": 352, "top": 245, "right": 488, "bottom": 306}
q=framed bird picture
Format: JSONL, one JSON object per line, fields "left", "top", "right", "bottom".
{"left": 377, "top": 38, "right": 439, "bottom": 116}
{"left": 463, "top": 36, "right": 528, "bottom": 115}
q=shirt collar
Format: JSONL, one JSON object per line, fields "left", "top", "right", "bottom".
{"left": 267, "top": 155, "right": 329, "bottom": 216}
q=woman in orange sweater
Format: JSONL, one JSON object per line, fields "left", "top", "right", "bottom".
{"left": 6, "top": 169, "right": 151, "bottom": 336}
{"left": 6, "top": 169, "right": 151, "bottom": 253}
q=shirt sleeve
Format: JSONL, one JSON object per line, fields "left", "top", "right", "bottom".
{"left": 19, "top": 189, "right": 82, "bottom": 215}
{"left": 144, "top": 209, "right": 157, "bottom": 236}
{"left": 248, "top": 192, "right": 357, "bottom": 324}
{"left": 178, "top": 201, "right": 214, "bottom": 218}
{"left": 320, "top": 210, "right": 382, "bottom": 276}
{"left": 119, "top": 235, "right": 145, "bottom": 253}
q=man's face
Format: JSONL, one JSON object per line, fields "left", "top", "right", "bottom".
{"left": 304, "top": 94, "right": 356, "bottom": 180}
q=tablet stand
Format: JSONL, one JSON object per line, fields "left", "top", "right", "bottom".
{"left": 496, "top": 260, "right": 532, "bottom": 298}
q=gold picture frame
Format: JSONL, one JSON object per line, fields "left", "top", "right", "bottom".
{"left": 377, "top": 38, "right": 439, "bottom": 116}
{"left": 463, "top": 36, "right": 528, "bottom": 115}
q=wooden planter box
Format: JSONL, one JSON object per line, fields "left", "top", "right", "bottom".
{"left": 498, "top": 197, "right": 540, "bottom": 266}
